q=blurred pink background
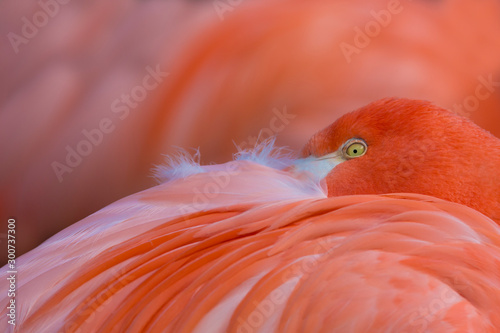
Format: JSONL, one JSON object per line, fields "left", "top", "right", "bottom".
{"left": 2, "top": 0, "right": 500, "bottom": 263}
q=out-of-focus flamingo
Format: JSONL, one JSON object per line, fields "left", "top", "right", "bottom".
{"left": 158, "top": 0, "right": 500, "bottom": 161}
{"left": 0, "top": 0, "right": 212, "bottom": 260}
{"left": 3, "top": 0, "right": 500, "bottom": 260}
{"left": 2, "top": 99, "right": 500, "bottom": 332}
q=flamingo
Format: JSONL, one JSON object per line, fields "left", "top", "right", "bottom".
{"left": 2, "top": 98, "right": 500, "bottom": 332}
{"left": 4, "top": 0, "right": 500, "bottom": 261}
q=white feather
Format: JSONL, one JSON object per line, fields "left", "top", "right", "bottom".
{"left": 153, "top": 137, "right": 296, "bottom": 184}
{"left": 152, "top": 147, "right": 204, "bottom": 183}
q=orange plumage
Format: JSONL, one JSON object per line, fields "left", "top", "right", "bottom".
{"left": 304, "top": 98, "right": 500, "bottom": 221}
{"left": 4, "top": 0, "right": 500, "bottom": 263}
{"left": 2, "top": 99, "right": 500, "bottom": 332}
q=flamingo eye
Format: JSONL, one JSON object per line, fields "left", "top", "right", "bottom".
{"left": 343, "top": 139, "right": 367, "bottom": 158}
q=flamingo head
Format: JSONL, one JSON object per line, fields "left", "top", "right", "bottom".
{"left": 297, "top": 98, "right": 500, "bottom": 220}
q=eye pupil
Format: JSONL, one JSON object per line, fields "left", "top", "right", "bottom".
{"left": 353, "top": 149, "right": 358, "bottom": 154}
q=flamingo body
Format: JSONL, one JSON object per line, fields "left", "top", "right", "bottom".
{"left": 4, "top": 0, "right": 500, "bottom": 262}
{"left": 2, "top": 159, "right": 500, "bottom": 332}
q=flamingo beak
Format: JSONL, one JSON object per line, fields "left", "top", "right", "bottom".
{"left": 291, "top": 151, "right": 345, "bottom": 182}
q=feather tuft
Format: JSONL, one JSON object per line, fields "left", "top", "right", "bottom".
{"left": 153, "top": 138, "right": 297, "bottom": 184}
{"left": 234, "top": 136, "right": 296, "bottom": 169}
{"left": 152, "top": 148, "right": 205, "bottom": 183}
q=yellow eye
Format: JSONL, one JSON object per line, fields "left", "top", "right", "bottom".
{"left": 343, "top": 139, "right": 367, "bottom": 158}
